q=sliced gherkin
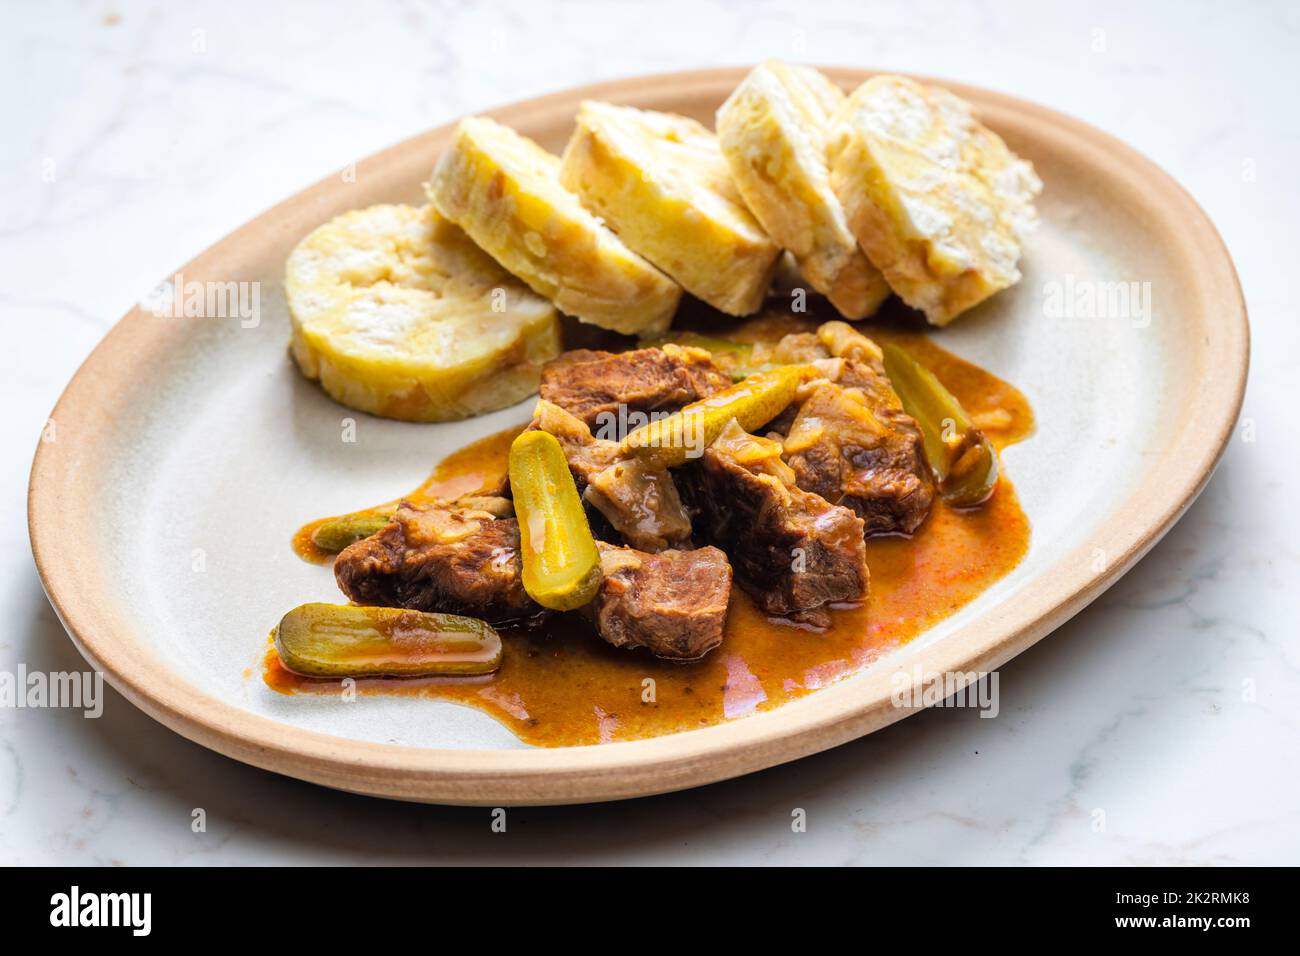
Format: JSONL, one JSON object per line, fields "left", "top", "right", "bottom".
{"left": 274, "top": 603, "right": 502, "bottom": 677}
{"left": 508, "top": 430, "right": 604, "bottom": 611}
{"left": 882, "top": 344, "right": 999, "bottom": 508}
{"left": 310, "top": 512, "right": 393, "bottom": 553}
{"left": 621, "top": 364, "right": 808, "bottom": 468}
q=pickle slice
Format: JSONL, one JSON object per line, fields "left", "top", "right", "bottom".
{"left": 310, "top": 512, "right": 393, "bottom": 553}
{"left": 621, "top": 364, "right": 808, "bottom": 468}
{"left": 274, "top": 603, "right": 502, "bottom": 677}
{"left": 508, "top": 429, "right": 604, "bottom": 611}
{"left": 882, "top": 344, "right": 999, "bottom": 507}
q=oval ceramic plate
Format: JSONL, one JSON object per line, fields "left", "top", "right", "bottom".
{"left": 28, "top": 68, "right": 1247, "bottom": 805}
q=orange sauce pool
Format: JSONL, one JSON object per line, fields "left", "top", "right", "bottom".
{"left": 271, "top": 318, "right": 1034, "bottom": 747}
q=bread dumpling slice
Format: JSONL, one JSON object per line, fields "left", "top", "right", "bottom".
{"left": 560, "top": 101, "right": 781, "bottom": 316}
{"left": 286, "top": 203, "right": 560, "bottom": 422}
{"left": 429, "top": 116, "right": 680, "bottom": 336}
{"left": 717, "top": 61, "right": 889, "bottom": 320}
{"left": 828, "top": 75, "right": 1042, "bottom": 325}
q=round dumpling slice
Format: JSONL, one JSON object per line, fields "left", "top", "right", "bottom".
{"left": 429, "top": 116, "right": 681, "bottom": 336}
{"left": 717, "top": 61, "right": 890, "bottom": 319}
{"left": 828, "top": 76, "right": 1042, "bottom": 325}
{"left": 286, "top": 203, "right": 560, "bottom": 422}
{"left": 560, "top": 101, "right": 781, "bottom": 317}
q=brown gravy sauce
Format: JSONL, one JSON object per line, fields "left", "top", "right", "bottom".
{"left": 271, "top": 315, "right": 1034, "bottom": 747}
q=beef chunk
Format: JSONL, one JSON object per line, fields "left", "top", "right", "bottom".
{"left": 591, "top": 544, "right": 732, "bottom": 660}
{"left": 335, "top": 503, "right": 540, "bottom": 626}
{"left": 758, "top": 322, "right": 933, "bottom": 535}
{"left": 335, "top": 502, "right": 727, "bottom": 659}
{"left": 678, "top": 421, "right": 869, "bottom": 619}
{"left": 529, "top": 399, "right": 621, "bottom": 483}
{"left": 539, "top": 344, "right": 730, "bottom": 433}
{"left": 583, "top": 457, "right": 692, "bottom": 552}
{"left": 783, "top": 369, "right": 934, "bottom": 534}
{"left": 531, "top": 400, "right": 691, "bottom": 552}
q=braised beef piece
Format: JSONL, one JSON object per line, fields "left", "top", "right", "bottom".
{"left": 539, "top": 344, "right": 730, "bottom": 432}
{"left": 528, "top": 399, "right": 620, "bottom": 483}
{"left": 591, "top": 544, "right": 731, "bottom": 660}
{"left": 335, "top": 503, "right": 731, "bottom": 659}
{"left": 783, "top": 369, "right": 933, "bottom": 534}
{"left": 678, "top": 421, "right": 869, "bottom": 620}
{"left": 530, "top": 400, "right": 692, "bottom": 552}
{"left": 335, "top": 504, "right": 539, "bottom": 626}
{"left": 762, "top": 324, "right": 934, "bottom": 535}
{"left": 583, "top": 457, "right": 692, "bottom": 552}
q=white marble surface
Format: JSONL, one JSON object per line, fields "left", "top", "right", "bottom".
{"left": 2, "top": 0, "right": 1296, "bottom": 865}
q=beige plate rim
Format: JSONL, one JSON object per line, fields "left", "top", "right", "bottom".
{"left": 28, "top": 67, "right": 1248, "bottom": 805}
